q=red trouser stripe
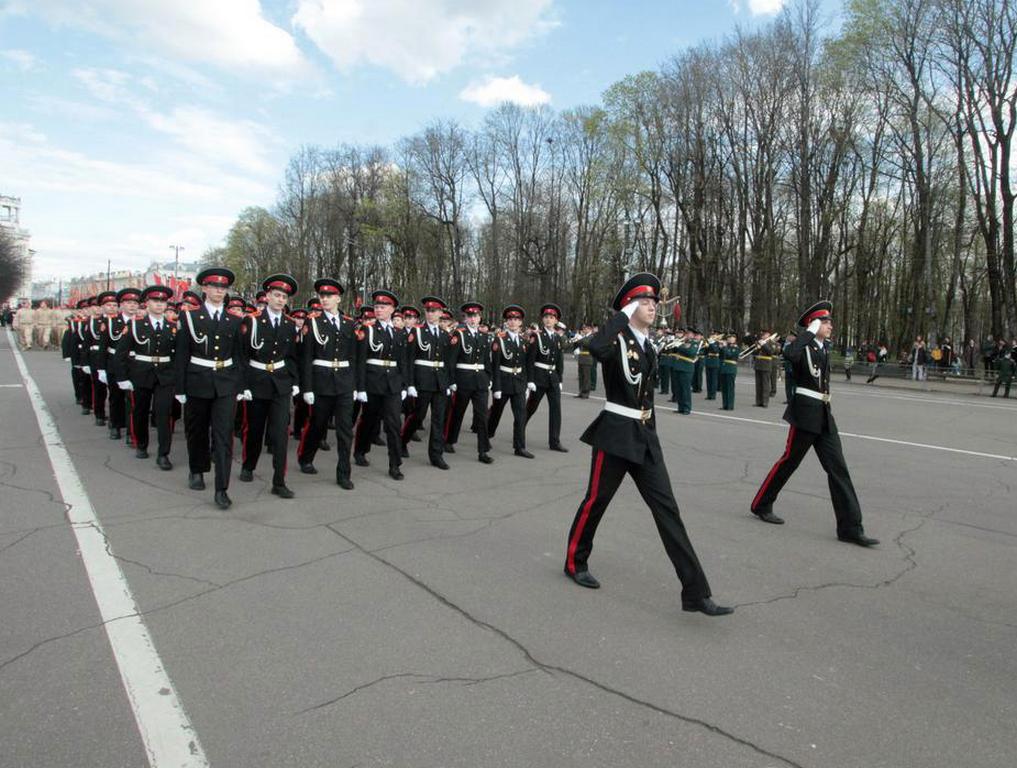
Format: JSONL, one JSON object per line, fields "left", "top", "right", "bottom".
{"left": 297, "top": 405, "right": 313, "bottom": 459}
{"left": 240, "top": 401, "right": 249, "bottom": 465}
{"left": 566, "top": 449, "right": 605, "bottom": 574}
{"left": 443, "top": 393, "right": 457, "bottom": 441}
{"left": 128, "top": 391, "right": 137, "bottom": 447}
{"left": 752, "top": 425, "right": 796, "bottom": 511}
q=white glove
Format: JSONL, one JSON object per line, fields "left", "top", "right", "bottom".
{"left": 807, "top": 319, "right": 822, "bottom": 335}
{"left": 82, "top": 365, "right": 91, "bottom": 374}
{"left": 445, "top": 387, "right": 452, "bottom": 396}
{"left": 303, "top": 392, "right": 315, "bottom": 405}
{"left": 117, "top": 380, "right": 133, "bottom": 391}
{"left": 291, "top": 384, "right": 300, "bottom": 397}
{"left": 526, "top": 382, "right": 537, "bottom": 392}
{"left": 237, "top": 389, "right": 253, "bottom": 402}
{"left": 63, "top": 356, "right": 71, "bottom": 362}
{"left": 622, "top": 301, "right": 640, "bottom": 319}
{"left": 450, "top": 383, "right": 458, "bottom": 392}
{"left": 97, "top": 369, "right": 107, "bottom": 384}
{"left": 407, "top": 386, "right": 418, "bottom": 398}
{"left": 493, "top": 391, "right": 502, "bottom": 400}
{"left": 356, "top": 391, "right": 368, "bottom": 403}
{"left": 559, "top": 382, "right": 564, "bottom": 391}
{"left": 175, "top": 394, "right": 187, "bottom": 405}
{"left": 400, "top": 390, "right": 407, "bottom": 401}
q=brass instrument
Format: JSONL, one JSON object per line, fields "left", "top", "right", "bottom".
{"left": 738, "top": 331, "right": 780, "bottom": 360}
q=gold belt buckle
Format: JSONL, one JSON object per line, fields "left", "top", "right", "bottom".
{"left": 215, "top": 360, "right": 225, "bottom": 370}
{"left": 265, "top": 361, "right": 275, "bottom": 373}
{"left": 333, "top": 361, "right": 340, "bottom": 369}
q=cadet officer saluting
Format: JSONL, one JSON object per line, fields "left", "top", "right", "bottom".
{"left": 353, "top": 289, "right": 410, "bottom": 480}
{"left": 238, "top": 274, "right": 300, "bottom": 499}
{"left": 563, "top": 272, "right": 732, "bottom": 616}
{"left": 174, "top": 267, "right": 247, "bottom": 510}
{"left": 717, "top": 332, "right": 740, "bottom": 410}
{"left": 296, "top": 278, "right": 356, "bottom": 488}
{"left": 445, "top": 301, "right": 495, "bottom": 463}
{"left": 400, "top": 295, "right": 453, "bottom": 471}
{"left": 111, "top": 285, "right": 176, "bottom": 469}
{"left": 525, "top": 303, "right": 568, "bottom": 452}
{"left": 487, "top": 305, "right": 533, "bottom": 458}
{"left": 750, "top": 300, "right": 878, "bottom": 547}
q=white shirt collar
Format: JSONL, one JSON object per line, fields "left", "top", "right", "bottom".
{"left": 325, "top": 310, "right": 340, "bottom": 322}
{"left": 267, "top": 308, "right": 282, "bottom": 323}
{"left": 148, "top": 314, "right": 163, "bottom": 327}
{"left": 629, "top": 325, "right": 647, "bottom": 348}
{"left": 205, "top": 300, "right": 223, "bottom": 317}
{"left": 428, "top": 323, "right": 438, "bottom": 334}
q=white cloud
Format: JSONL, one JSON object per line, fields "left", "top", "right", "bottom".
{"left": 293, "top": 0, "right": 556, "bottom": 84}
{"left": 72, "top": 67, "right": 133, "bottom": 102}
{"left": 26, "top": 1, "right": 310, "bottom": 78}
{"left": 0, "top": 48, "right": 39, "bottom": 71}
{"left": 460, "top": 75, "right": 550, "bottom": 107}
{"left": 746, "top": 0, "right": 786, "bottom": 15}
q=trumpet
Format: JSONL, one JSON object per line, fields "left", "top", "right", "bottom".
{"left": 738, "top": 331, "right": 780, "bottom": 360}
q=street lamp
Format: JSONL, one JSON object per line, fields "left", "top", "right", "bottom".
{"left": 169, "top": 245, "right": 185, "bottom": 299}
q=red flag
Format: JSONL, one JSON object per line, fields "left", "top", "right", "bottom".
{"left": 672, "top": 301, "right": 681, "bottom": 325}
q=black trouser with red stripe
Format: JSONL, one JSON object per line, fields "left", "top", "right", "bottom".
{"left": 130, "top": 384, "right": 173, "bottom": 456}
{"left": 108, "top": 379, "right": 127, "bottom": 429}
{"left": 565, "top": 447, "right": 711, "bottom": 604}
{"left": 241, "top": 393, "right": 291, "bottom": 486}
{"left": 487, "top": 391, "right": 526, "bottom": 450}
{"left": 355, "top": 391, "right": 402, "bottom": 469}
{"left": 401, "top": 389, "right": 446, "bottom": 463}
{"left": 72, "top": 366, "right": 88, "bottom": 405}
{"left": 184, "top": 395, "right": 236, "bottom": 491}
{"left": 525, "top": 383, "right": 562, "bottom": 447}
{"left": 90, "top": 370, "right": 107, "bottom": 419}
{"left": 750, "top": 425, "right": 864, "bottom": 538}
{"left": 299, "top": 392, "right": 353, "bottom": 480}
{"left": 445, "top": 387, "right": 490, "bottom": 455}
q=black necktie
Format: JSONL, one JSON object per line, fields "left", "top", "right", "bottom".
{"left": 273, "top": 317, "right": 279, "bottom": 329}
{"left": 213, "top": 311, "right": 220, "bottom": 323}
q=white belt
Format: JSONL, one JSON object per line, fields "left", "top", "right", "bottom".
{"left": 313, "top": 359, "right": 350, "bottom": 369}
{"left": 796, "top": 388, "right": 831, "bottom": 403}
{"left": 499, "top": 365, "right": 524, "bottom": 375}
{"left": 190, "top": 357, "right": 233, "bottom": 370}
{"left": 604, "top": 402, "right": 653, "bottom": 422}
{"left": 414, "top": 359, "right": 444, "bottom": 368}
{"left": 249, "top": 359, "right": 286, "bottom": 372}
{"left": 456, "top": 363, "right": 484, "bottom": 371}
{"left": 89, "top": 345, "right": 100, "bottom": 351}
{"left": 134, "top": 354, "right": 170, "bottom": 364}
{"left": 534, "top": 362, "right": 555, "bottom": 370}
{"left": 367, "top": 358, "right": 397, "bottom": 367}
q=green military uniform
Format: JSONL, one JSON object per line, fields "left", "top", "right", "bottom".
{"left": 754, "top": 339, "right": 777, "bottom": 407}
{"left": 992, "top": 353, "right": 1014, "bottom": 398}
{"left": 692, "top": 336, "right": 705, "bottom": 393}
{"left": 658, "top": 338, "right": 671, "bottom": 395}
{"left": 718, "top": 341, "right": 739, "bottom": 410}
{"left": 673, "top": 338, "right": 699, "bottom": 414}
{"left": 704, "top": 339, "right": 720, "bottom": 400}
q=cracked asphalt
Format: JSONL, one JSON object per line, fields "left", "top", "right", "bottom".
{"left": 2, "top": 331, "right": 1016, "bottom": 768}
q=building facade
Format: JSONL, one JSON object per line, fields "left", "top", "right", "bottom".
{"left": 1, "top": 195, "right": 32, "bottom": 301}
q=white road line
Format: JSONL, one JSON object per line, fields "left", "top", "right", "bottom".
{"left": 7, "top": 330, "right": 210, "bottom": 767}
{"left": 563, "top": 390, "right": 1017, "bottom": 463}
{"left": 0, "top": 383, "right": 23, "bottom": 387}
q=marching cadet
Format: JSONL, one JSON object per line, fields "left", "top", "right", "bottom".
{"left": 78, "top": 298, "right": 98, "bottom": 414}
{"left": 750, "top": 301, "right": 878, "bottom": 547}
{"left": 237, "top": 274, "right": 300, "bottom": 498}
{"left": 64, "top": 299, "right": 91, "bottom": 411}
{"left": 562, "top": 272, "right": 732, "bottom": 616}
{"left": 296, "top": 279, "right": 356, "bottom": 489}
{"left": 33, "top": 300, "right": 53, "bottom": 350}
{"left": 703, "top": 332, "right": 721, "bottom": 400}
{"left": 111, "top": 285, "right": 176, "bottom": 469}
{"left": 753, "top": 330, "right": 777, "bottom": 407}
{"left": 174, "top": 267, "right": 247, "bottom": 510}
{"left": 87, "top": 292, "right": 119, "bottom": 427}
{"left": 353, "top": 289, "right": 410, "bottom": 480}
{"left": 444, "top": 301, "right": 495, "bottom": 463}
{"left": 717, "top": 332, "right": 740, "bottom": 410}
{"left": 672, "top": 329, "right": 698, "bottom": 415}
{"left": 400, "top": 295, "right": 453, "bottom": 471}
{"left": 487, "top": 305, "right": 533, "bottom": 458}
{"left": 102, "top": 287, "right": 142, "bottom": 442}
{"left": 692, "top": 329, "right": 705, "bottom": 393}
{"left": 289, "top": 308, "right": 311, "bottom": 441}
{"left": 398, "top": 305, "right": 421, "bottom": 423}
{"left": 525, "top": 303, "right": 568, "bottom": 452}
{"left": 14, "top": 299, "right": 34, "bottom": 350}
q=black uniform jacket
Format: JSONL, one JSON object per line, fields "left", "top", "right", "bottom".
{"left": 112, "top": 316, "right": 177, "bottom": 388}
{"left": 580, "top": 310, "right": 663, "bottom": 465}
{"left": 100, "top": 315, "right": 130, "bottom": 374}
{"left": 782, "top": 330, "right": 836, "bottom": 435}
{"left": 300, "top": 311, "right": 356, "bottom": 396}
{"left": 408, "top": 323, "right": 453, "bottom": 393}
{"left": 174, "top": 306, "right": 246, "bottom": 398}
{"left": 491, "top": 331, "right": 527, "bottom": 395}
{"left": 448, "top": 326, "right": 492, "bottom": 390}
{"left": 241, "top": 311, "right": 299, "bottom": 398}
{"left": 355, "top": 321, "right": 409, "bottom": 395}
{"left": 526, "top": 327, "right": 564, "bottom": 386}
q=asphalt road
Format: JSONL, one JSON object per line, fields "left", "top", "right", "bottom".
{"left": 2, "top": 329, "right": 1015, "bottom": 768}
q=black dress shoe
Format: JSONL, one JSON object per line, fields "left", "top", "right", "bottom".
{"left": 372, "top": 436, "right": 385, "bottom": 446}
{"left": 549, "top": 444, "right": 569, "bottom": 453}
{"left": 188, "top": 473, "right": 205, "bottom": 491}
{"left": 81, "top": 407, "right": 91, "bottom": 415}
{"left": 837, "top": 533, "right": 880, "bottom": 547}
{"left": 156, "top": 455, "right": 173, "bottom": 471}
{"left": 354, "top": 453, "right": 370, "bottom": 467}
{"left": 299, "top": 463, "right": 318, "bottom": 474}
{"left": 444, "top": 444, "right": 456, "bottom": 454}
{"left": 400, "top": 444, "right": 410, "bottom": 459}
{"left": 753, "top": 509, "right": 785, "bottom": 525}
{"left": 682, "top": 598, "right": 734, "bottom": 616}
{"left": 271, "top": 484, "right": 295, "bottom": 499}
{"left": 337, "top": 477, "right": 354, "bottom": 490}
{"left": 95, "top": 417, "right": 106, "bottom": 426}
{"left": 319, "top": 439, "right": 331, "bottom": 451}
{"left": 109, "top": 428, "right": 121, "bottom": 440}
{"left": 214, "top": 490, "right": 232, "bottom": 510}
{"left": 514, "top": 449, "right": 535, "bottom": 459}
{"left": 410, "top": 433, "right": 422, "bottom": 442}
{"left": 564, "top": 567, "right": 600, "bottom": 589}
{"left": 239, "top": 468, "right": 254, "bottom": 482}
{"left": 478, "top": 453, "right": 494, "bottom": 464}
{"left": 135, "top": 449, "right": 149, "bottom": 459}
{"left": 388, "top": 467, "right": 404, "bottom": 481}
{"left": 431, "top": 458, "right": 450, "bottom": 470}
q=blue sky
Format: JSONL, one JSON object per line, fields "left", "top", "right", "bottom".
{"left": 0, "top": 0, "right": 829, "bottom": 281}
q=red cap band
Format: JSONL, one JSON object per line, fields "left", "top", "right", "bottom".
{"left": 374, "top": 295, "right": 397, "bottom": 306}
{"left": 202, "top": 275, "right": 230, "bottom": 286}
{"left": 266, "top": 280, "right": 292, "bottom": 293}
{"left": 423, "top": 301, "right": 442, "bottom": 309}
{"left": 318, "top": 285, "right": 340, "bottom": 295}
{"left": 505, "top": 311, "right": 522, "bottom": 319}
{"left": 100, "top": 296, "right": 117, "bottom": 304}
{"left": 621, "top": 285, "right": 656, "bottom": 306}
{"left": 805, "top": 309, "right": 831, "bottom": 323}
